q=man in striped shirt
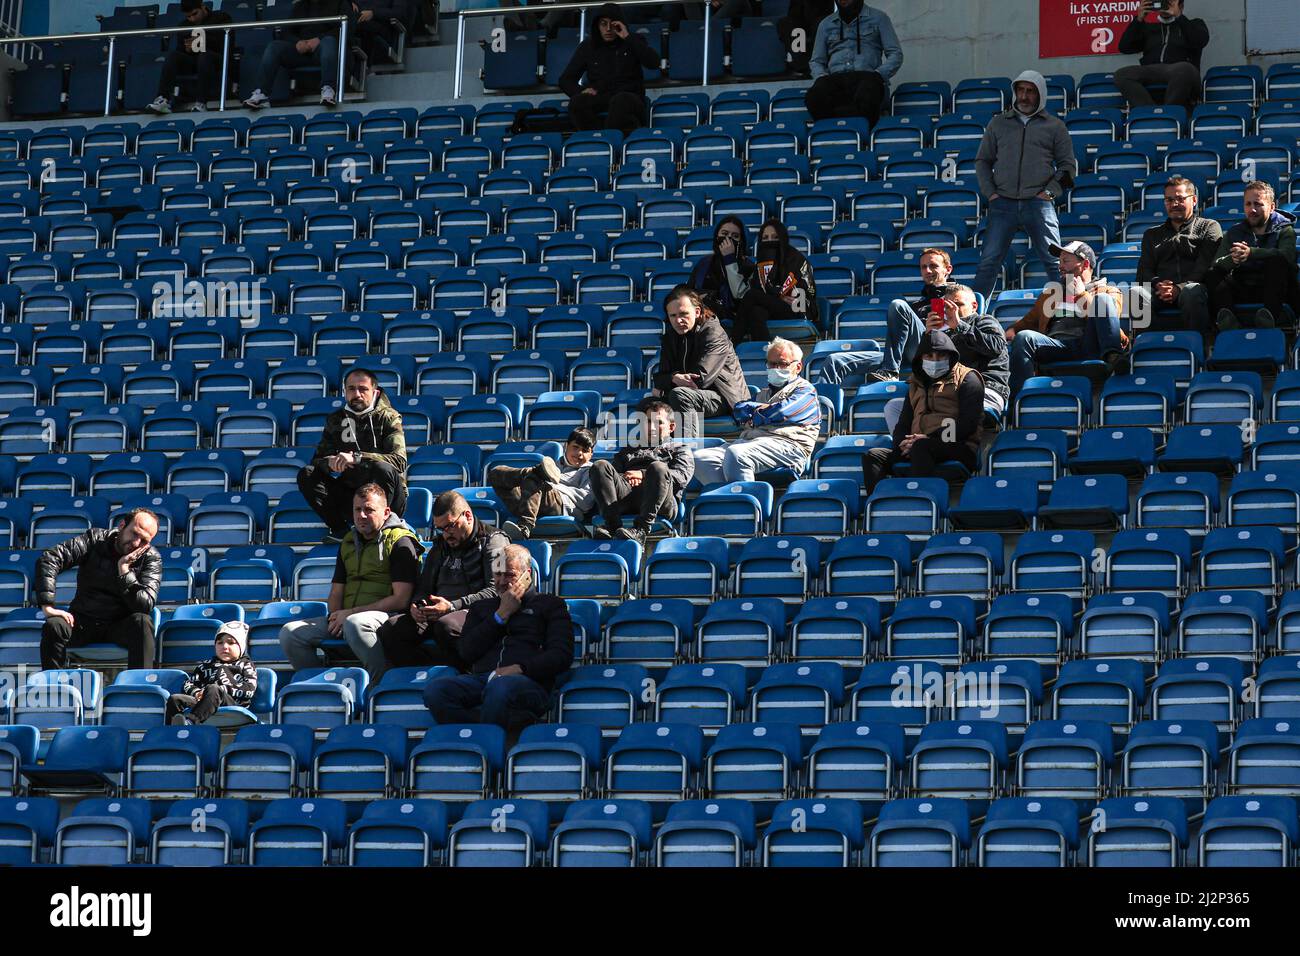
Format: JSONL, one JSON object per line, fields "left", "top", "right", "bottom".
{"left": 692, "top": 337, "right": 822, "bottom": 484}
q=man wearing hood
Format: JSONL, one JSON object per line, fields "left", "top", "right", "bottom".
{"left": 805, "top": 0, "right": 902, "bottom": 126}
{"left": 299, "top": 367, "right": 409, "bottom": 542}
{"left": 1135, "top": 175, "right": 1221, "bottom": 334}
{"left": 972, "top": 70, "right": 1078, "bottom": 301}
{"left": 693, "top": 337, "right": 821, "bottom": 485}
{"left": 278, "top": 483, "right": 422, "bottom": 681}
{"left": 1114, "top": 0, "right": 1209, "bottom": 114}
{"left": 558, "top": 3, "right": 660, "bottom": 135}
{"left": 861, "top": 330, "right": 986, "bottom": 493}
{"left": 689, "top": 216, "right": 754, "bottom": 330}
{"left": 734, "top": 217, "right": 819, "bottom": 344}
{"left": 1207, "top": 180, "right": 1299, "bottom": 331}
{"left": 654, "top": 285, "right": 749, "bottom": 438}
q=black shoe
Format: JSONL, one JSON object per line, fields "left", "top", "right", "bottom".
{"left": 1216, "top": 308, "right": 1238, "bottom": 332}
{"left": 1254, "top": 308, "right": 1276, "bottom": 329}
{"left": 592, "top": 526, "right": 614, "bottom": 540}
{"left": 1102, "top": 350, "right": 1129, "bottom": 376}
{"left": 501, "top": 520, "right": 531, "bottom": 542}
{"left": 614, "top": 526, "right": 648, "bottom": 545}
{"left": 169, "top": 713, "right": 190, "bottom": 726}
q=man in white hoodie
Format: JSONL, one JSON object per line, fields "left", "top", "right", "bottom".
{"left": 971, "top": 70, "right": 1078, "bottom": 302}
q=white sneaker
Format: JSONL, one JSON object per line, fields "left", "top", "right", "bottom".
{"left": 187, "top": 100, "right": 207, "bottom": 112}
{"left": 146, "top": 95, "right": 172, "bottom": 114}
{"left": 243, "top": 89, "right": 270, "bottom": 109}
{"left": 320, "top": 85, "right": 337, "bottom": 107}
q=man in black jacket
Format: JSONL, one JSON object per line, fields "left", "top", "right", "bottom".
{"left": 653, "top": 285, "right": 749, "bottom": 438}
{"left": 1135, "top": 175, "right": 1222, "bottom": 334}
{"left": 243, "top": 0, "right": 355, "bottom": 109}
{"left": 1113, "top": 0, "right": 1209, "bottom": 114}
{"left": 589, "top": 398, "right": 695, "bottom": 544}
{"left": 558, "top": 2, "right": 659, "bottom": 135}
{"left": 37, "top": 509, "right": 162, "bottom": 670}
{"left": 354, "top": 0, "right": 407, "bottom": 65}
{"left": 779, "top": 0, "right": 833, "bottom": 76}
{"left": 147, "top": 0, "right": 235, "bottom": 113}
{"left": 376, "top": 491, "right": 509, "bottom": 669}
{"left": 422, "top": 544, "right": 572, "bottom": 730}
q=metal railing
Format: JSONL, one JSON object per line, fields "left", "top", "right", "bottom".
{"left": 0, "top": 14, "right": 349, "bottom": 116}
{"left": 452, "top": 0, "right": 714, "bottom": 99}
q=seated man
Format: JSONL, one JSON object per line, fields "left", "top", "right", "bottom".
{"left": 37, "top": 508, "right": 161, "bottom": 671}
{"left": 377, "top": 491, "right": 509, "bottom": 670}
{"left": 147, "top": 0, "right": 234, "bottom": 113}
{"left": 1207, "top": 180, "right": 1299, "bottom": 331}
{"left": 816, "top": 246, "right": 954, "bottom": 385}
{"left": 354, "top": 0, "right": 408, "bottom": 65}
{"left": 488, "top": 427, "right": 596, "bottom": 542}
{"left": 422, "top": 544, "right": 573, "bottom": 732}
{"left": 243, "top": 0, "right": 354, "bottom": 109}
{"left": 1135, "top": 175, "right": 1222, "bottom": 335}
{"left": 1113, "top": 0, "right": 1209, "bottom": 114}
{"left": 653, "top": 285, "right": 749, "bottom": 439}
{"left": 1006, "top": 241, "right": 1129, "bottom": 396}
{"left": 298, "top": 367, "right": 408, "bottom": 542}
{"left": 862, "top": 330, "right": 985, "bottom": 493}
{"left": 589, "top": 398, "right": 695, "bottom": 544}
{"left": 557, "top": 3, "right": 659, "bottom": 135}
{"left": 278, "top": 483, "right": 421, "bottom": 681}
{"left": 805, "top": 0, "right": 903, "bottom": 127}
{"left": 693, "top": 337, "right": 821, "bottom": 484}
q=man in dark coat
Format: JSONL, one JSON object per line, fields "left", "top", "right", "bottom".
{"left": 558, "top": 2, "right": 660, "bottom": 134}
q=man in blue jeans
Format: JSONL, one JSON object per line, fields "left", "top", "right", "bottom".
{"left": 243, "top": 0, "right": 355, "bottom": 109}
{"left": 422, "top": 544, "right": 574, "bottom": 731}
{"left": 972, "top": 69, "right": 1078, "bottom": 301}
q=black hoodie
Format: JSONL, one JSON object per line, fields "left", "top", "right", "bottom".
{"left": 1118, "top": 12, "right": 1209, "bottom": 69}
{"left": 752, "top": 217, "right": 818, "bottom": 316}
{"left": 689, "top": 216, "right": 754, "bottom": 318}
{"left": 558, "top": 2, "right": 660, "bottom": 100}
{"left": 893, "top": 329, "right": 985, "bottom": 448}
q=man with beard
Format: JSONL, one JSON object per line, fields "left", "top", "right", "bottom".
{"left": 1207, "top": 180, "right": 1299, "bottom": 331}
{"left": 298, "top": 367, "right": 409, "bottom": 542}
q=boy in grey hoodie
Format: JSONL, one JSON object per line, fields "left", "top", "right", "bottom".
{"left": 805, "top": 0, "right": 902, "bottom": 126}
{"left": 971, "top": 70, "right": 1078, "bottom": 301}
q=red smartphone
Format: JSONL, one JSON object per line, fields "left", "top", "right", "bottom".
{"left": 930, "top": 298, "right": 946, "bottom": 318}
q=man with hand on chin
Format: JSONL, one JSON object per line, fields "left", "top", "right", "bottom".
{"left": 558, "top": 2, "right": 659, "bottom": 135}
{"left": 422, "top": 545, "right": 573, "bottom": 732}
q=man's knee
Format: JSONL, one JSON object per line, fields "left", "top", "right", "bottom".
{"left": 646, "top": 460, "right": 669, "bottom": 479}
{"left": 125, "top": 612, "right": 154, "bottom": 633}
{"left": 590, "top": 459, "right": 616, "bottom": 481}
{"left": 667, "top": 386, "right": 699, "bottom": 410}
{"left": 422, "top": 677, "right": 452, "bottom": 712}
{"left": 1113, "top": 64, "right": 1139, "bottom": 82}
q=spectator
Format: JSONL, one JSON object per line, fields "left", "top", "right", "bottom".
{"left": 971, "top": 70, "right": 1078, "bottom": 301}
{"left": 733, "top": 218, "right": 819, "bottom": 345}
{"left": 589, "top": 398, "right": 695, "bottom": 544}
{"left": 688, "top": 216, "right": 753, "bottom": 331}
{"left": 805, "top": 0, "right": 903, "bottom": 127}
{"left": 1208, "top": 180, "right": 1299, "bottom": 331}
{"left": 422, "top": 544, "right": 573, "bottom": 732}
{"left": 376, "top": 491, "right": 509, "bottom": 670}
{"left": 243, "top": 0, "right": 355, "bottom": 110}
{"left": 780, "top": 0, "right": 834, "bottom": 76}
{"left": 298, "top": 368, "right": 408, "bottom": 543}
{"left": 1114, "top": 0, "right": 1209, "bottom": 115}
{"left": 147, "top": 0, "right": 234, "bottom": 114}
{"left": 355, "top": 0, "right": 408, "bottom": 65}
{"left": 488, "top": 427, "right": 597, "bottom": 542}
{"left": 166, "top": 621, "right": 257, "bottom": 725}
{"left": 653, "top": 285, "right": 749, "bottom": 438}
{"left": 278, "top": 484, "right": 421, "bottom": 680}
{"left": 692, "top": 337, "right": 821, "bottom": 484}
{"left": 36, "top": 508, "right": 161, "bottom": 671}
{"left": 558, "top": 3, "right": 659, "bottom": 135}
{"left": 861, "top": 330, "right": 985, "bottom": 493}
{"left": 1135, "top": 175, "right": 1222, "bottom": 334}
{"left": 816, "top": 246, "right": 954, "bottom": 385}
{"left": 1006, "top": 241, "right": 1128, "bottom": 395}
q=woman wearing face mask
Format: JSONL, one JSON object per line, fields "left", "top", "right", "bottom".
{"left": 689, "top": 216, "right": 754, "bottom": 331}
{"left": 732, "top": 217, "right": 818, "bottom": 344}
{"left": 860, "top": 329, "right": 986, "bottom": 493}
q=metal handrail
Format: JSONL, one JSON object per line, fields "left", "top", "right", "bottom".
{"left": 452, "top": 0, "right": 712, "bottom": 100}
{"left": 0, "top": 15, "right": 349, "bottom": 115}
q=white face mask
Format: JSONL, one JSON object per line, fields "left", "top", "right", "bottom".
{"left": 767, "top": 367, "right": 794, "bottom": 387}
{"left": 922, "top": 359, "right": 950, "bottom": 378}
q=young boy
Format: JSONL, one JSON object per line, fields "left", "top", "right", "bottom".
{"left": 166, "top": 620, "right": 258, "bottom": 725}
{"left": 488, "top": 427, "right": 597, "bottom": 541}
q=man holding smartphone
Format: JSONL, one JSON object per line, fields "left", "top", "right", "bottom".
{"left": 558, "top": 2, "right": 659, "bottom": 135}
{"left": 1113, "top": 0, "right": 1209, "bottom": 114}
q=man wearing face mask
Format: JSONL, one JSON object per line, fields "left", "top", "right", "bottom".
{"left": 654, "top": 286, "right": 749, "bottom": 439}
{"left": 298, "top": 367, "right": 409, "bottom": 543}
{"left": 861, "top": 330, "right": 986, "bottom": 493}
{"left": 692, "top": 338, "right": 821, "bottom": 485}
{"left": 558, "top": 2, "right": 660, "bottom": 135}
{"left": 1114, "top": 0, "right": 1209, "bottom": 115}
{"left": 1005, "top": 241, "right": 1129, "bottom": 396}
{"left": 805, "top": 0, "right": 903, "bottom": 127}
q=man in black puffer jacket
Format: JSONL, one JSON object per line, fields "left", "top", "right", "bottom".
{"left": 36, "top": 508, "right": 162, "bottom": 670}
{"left": 558, "top": 2, "right": 659, "bottom": 134}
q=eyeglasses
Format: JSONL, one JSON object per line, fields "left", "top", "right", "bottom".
{"left": 766, "top": 358, "right": 797, "bottom": 369}
{"left": 1164, "top": 195, "right": 1194, "bottom": 204}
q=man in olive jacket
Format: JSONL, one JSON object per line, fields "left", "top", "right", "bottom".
{"left": 653, "top": 285, "right": 749, "bottom": 438}
{"left": 37, "top": 508, "right": 162, "bottom": 670}
{"left": 298, "top": 367, "right": 409, "bottom": 541}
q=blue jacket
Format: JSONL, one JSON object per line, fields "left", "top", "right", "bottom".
{"left": 809, "top": 4, "right": 903, "bottom": 83}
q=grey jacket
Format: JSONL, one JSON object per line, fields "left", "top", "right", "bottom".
{"left": 975, "top": 70, "right": 1078, "bottom": 201}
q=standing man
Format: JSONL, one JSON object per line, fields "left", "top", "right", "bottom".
{"left": 277, "top": 484, "right": 421, "bottom": 680}
{"left": 297, "top": 367, "right": 408, "bottom": 543}
{"left": 1114, "top": 0, "right": 1209, "bottom": 115}
{"left": 804, "top": 0, "right": 903, "bottom": 127}
{"left": 558, "top": 3, "right": 660, "bottom": 135}
{"left": 1135, "top": 175, "right": 1222, "bottom": 334}
{"left": 589, "top": 398, "right": 695, "bottom": 544}
{"left": 146, "top": 0, "right": 234, "bottom": 114}
{"left": 1207, "top": 181, "right": 1299, "bottom": 332}
{"left": 972, "top": 70, "right": 1078, "bottom": 301}
{"left": 37, "top": 508, "right": 161, "bottom": 671}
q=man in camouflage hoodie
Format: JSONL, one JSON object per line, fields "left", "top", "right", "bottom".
{"left": 298, "top": 367, "right": 409, "bottom": 541}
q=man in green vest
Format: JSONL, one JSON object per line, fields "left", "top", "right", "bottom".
{"left": 278, "top": 482, "right": 422, "bottom": 680}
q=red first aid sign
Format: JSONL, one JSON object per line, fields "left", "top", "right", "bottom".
{"left": 1039, "top": 0, "right": 1145, "bottom": 58}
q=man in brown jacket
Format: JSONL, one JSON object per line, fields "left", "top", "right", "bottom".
{"left": 1005, "top": 241, "right": 1129, "bottom": 396}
